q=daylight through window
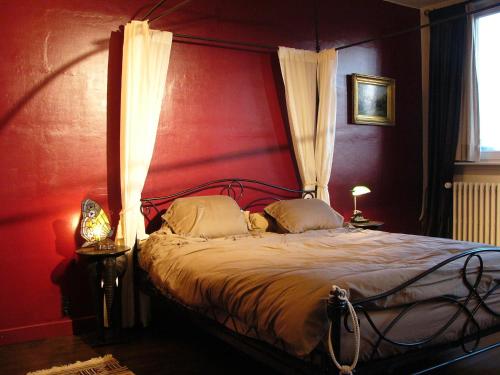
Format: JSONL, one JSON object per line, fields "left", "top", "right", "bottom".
{"left": 476, "top": 10, "right": 500, "bottom": 158}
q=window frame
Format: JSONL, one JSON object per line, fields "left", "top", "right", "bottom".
{"left": 480, "top": 151, "right": 500, "bottom": 161}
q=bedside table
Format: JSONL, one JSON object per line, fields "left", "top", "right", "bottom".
{"left": 350, "top": 221, "right": 384, "bottom": 230}
{"left": 76, "top": 245, "right": 129, "bottom": 344}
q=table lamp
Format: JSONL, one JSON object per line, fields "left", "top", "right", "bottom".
{"left": 80, "top": 199, "right": 115, "bottom": 250}
{"left": 350, "top": 186, "right": 371, "bottom": 223}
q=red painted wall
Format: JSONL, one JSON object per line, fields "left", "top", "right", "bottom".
{"left": 0, "top": 0, "right": 421, "bottom": 344}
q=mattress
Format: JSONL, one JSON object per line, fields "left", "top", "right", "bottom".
{"left": 138, "top": 227, "right": 500, "bottom": 361}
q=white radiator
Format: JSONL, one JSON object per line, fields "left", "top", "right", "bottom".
{"left": 453, "top": 182, "right": 500, "bottom": 246}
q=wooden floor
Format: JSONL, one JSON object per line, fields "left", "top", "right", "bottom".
{"left": 0, "top": 324, "right": 499, "bottom": 374}
{"left": 0, "top": 326, "right": 273, "bottom": 375}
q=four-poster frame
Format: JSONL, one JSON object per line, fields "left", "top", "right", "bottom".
{"left": 137, "top": 1, "right": 500, "bottom": 53}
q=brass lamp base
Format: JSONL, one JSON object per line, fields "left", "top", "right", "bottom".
{"left": 96, "top": 238, "right": 116, "bottom": 250}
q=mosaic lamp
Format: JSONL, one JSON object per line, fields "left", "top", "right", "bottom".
{"left": 80, "top": 199, "right": 114, "bottom": 249}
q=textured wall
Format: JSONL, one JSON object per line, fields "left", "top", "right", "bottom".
{"left": 0, "top": 0, "right": 421, "bottom": 344}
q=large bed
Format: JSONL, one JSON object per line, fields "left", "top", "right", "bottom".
{"left": 137, "top": 179, "right": 500, "bottom": 374}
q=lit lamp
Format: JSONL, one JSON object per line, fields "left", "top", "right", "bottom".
{"left": 80, "top": 199, "right": 115, "bottom": 250}
{"left": 350, "top": 186, "right": 371, "bottom": 223}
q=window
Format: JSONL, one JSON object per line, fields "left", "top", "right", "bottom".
{"left": 476, "top": 10, "right": 500, "bottom": 160}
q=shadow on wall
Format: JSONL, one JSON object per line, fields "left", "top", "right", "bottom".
{"left": 268, "top": 52, "right": 301, "bottom": 187}
{"left": 0, "top": 33, "right": 124, "bottom": 331}
{"left": 148, "top": 144, "right": 291, "bottom": 174}
{"left": 0, "top": 30, "right": 125, "bottom": 224}
{"left": 51, "top": 219, "right": 93, "bottom": 331}
{"left": 0, "top": 39, "right": 110, "bottom": 133}
{"left": 0, "top": 32, "right": 304, "bottom": 228}
{"left": 106, "top": 29, "right": 125, "bottom": 228}
{"left": 0, "top": 144, "right": 295, "bottom": 227}
{"left": 48, "top": 30, "right": 125, "bottom": 333}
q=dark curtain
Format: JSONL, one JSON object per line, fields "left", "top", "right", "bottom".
{"left": 423, "top": 3, "right": 467, "bottom": 237}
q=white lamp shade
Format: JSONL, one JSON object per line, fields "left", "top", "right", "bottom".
{"left": 351, "top": 185, "right": 371, "bottom": 196}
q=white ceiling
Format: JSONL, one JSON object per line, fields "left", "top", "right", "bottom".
{"left": 384, "top": 0, "right": 450, "bottom": 9}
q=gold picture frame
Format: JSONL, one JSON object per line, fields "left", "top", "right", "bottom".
{"left": 352, "top": 73, "right": 395, "bottom": 126}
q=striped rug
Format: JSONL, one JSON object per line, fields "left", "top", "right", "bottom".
{"left": 26, "top": 354, "right": 135, "bottom": 375}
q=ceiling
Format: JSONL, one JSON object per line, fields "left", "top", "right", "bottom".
{"left": 384, "top": 0, "right": 451, "bottom": 9}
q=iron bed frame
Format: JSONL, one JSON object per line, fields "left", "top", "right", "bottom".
{"left": 137, "top": 178, "right": 500, "bottom": 374}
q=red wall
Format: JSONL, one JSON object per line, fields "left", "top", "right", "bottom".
{"left": 0, "top": 0, "right": 421, "bottom": 344}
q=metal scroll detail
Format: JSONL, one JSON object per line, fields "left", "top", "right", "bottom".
{"left": 328, "top": 247, "right": 500, "bottom": 365}
{"left": 140, "top": 178, "right": 316, "bottom": 224}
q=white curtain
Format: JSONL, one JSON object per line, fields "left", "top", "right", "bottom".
{"left": 315, "top": 49, "right": 338, "bottom": 204}
{"left": 278, "top": 46, "right": 338, "bottom": 204}
{"left": 116, "top": 20, "right": 172, "bottom": 326}
{"left": 278, "top": 47, "right": 318, "bottom": 192}
{"left": 456, "top": 5, "right": 480, "bottom": 162}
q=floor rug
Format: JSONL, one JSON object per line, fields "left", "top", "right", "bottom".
{"left": 26, "top": 354, "right": 135, "bottom": 375}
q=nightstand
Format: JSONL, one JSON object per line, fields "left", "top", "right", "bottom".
{"left": 76, "top": 245, "right": 129, "bottom": 344}
{"left": 350, "top": 221, "right": 384, "bottom": 230}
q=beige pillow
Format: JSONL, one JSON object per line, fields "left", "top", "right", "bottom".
{"left": 162, "top": 195, "right": 248, "bottom": 238}
{"left": 243, "top": 211, "right": 253, "bottom": 231}
{"left": 243, "top": 211, "right": 275, "bottom": 232}
{"left": 249, "top": 212, "right": 271, "bottom": 232}
{"left": 264, "top": 198, "right": 344, "bottom": 233}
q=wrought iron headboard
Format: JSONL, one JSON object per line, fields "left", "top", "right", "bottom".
{"left": 140, "top": 178, "right": 316, "bottom": 232}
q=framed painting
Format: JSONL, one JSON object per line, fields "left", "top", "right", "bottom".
{"left": 352, "top": 74, "right": 395, "bottom": 126}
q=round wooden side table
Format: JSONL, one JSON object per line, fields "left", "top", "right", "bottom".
{"left": 76, "top": 245, "right": 129, "bottom": 344}
{"left": 349, "top": 221, "right": 384, "bottom": 230}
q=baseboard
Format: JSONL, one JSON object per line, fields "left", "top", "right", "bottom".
{"left": 0, "top": 316, "right": 95, "bottom": 345}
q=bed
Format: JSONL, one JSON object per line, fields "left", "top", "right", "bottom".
{"left": 136, "top": 179, "right": 500, "bottom": 374}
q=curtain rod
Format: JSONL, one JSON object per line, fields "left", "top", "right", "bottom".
{"left": 172, "top": 33, "right": 277, "bottom": 50}
{"left": 141, "top": 0, "right": 168, "bottom": 21}
{"left": 423, "top": 0, "right": 473, "bottom": 16}
{"left": 141, "top": 2, "right": 499, "bottom": 53}
{"left": 337, "top": 2, "right": 499, "bottom": 51}
{"left": 149, "top": 0, "right": 193, "bottom": 23}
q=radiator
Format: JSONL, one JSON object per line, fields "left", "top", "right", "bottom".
{"left": 453, "top": 182, "right": 500, "bottom": 246}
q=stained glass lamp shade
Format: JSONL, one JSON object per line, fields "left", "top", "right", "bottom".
{"left": 80, "top": 199, "right": 112, "bottom": 247}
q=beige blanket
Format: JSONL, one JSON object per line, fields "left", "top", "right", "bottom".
{"left": 139, "top": 228, "right": 500, "bottom": 357}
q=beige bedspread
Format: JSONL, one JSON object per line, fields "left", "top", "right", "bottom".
{"left": 139, "top": 228, "right": 500, "bottom": 357}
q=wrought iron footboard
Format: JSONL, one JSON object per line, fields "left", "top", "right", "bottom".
{"left": 327, "top": 247, "right": 500, "bottom": 373}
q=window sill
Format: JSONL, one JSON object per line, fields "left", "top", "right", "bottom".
{"left": 455, "top": 161, "right": 500, "bottom": 166}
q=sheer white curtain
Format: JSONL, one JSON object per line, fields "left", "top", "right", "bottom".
{"left": 278, "top": 46, "right": 338, "bottom": 204}
{"left": 456, "top": 4, "right": 480, "bottom": 162}
{"left": 278, "top": 47, "right": 318, "bottom": 192}
{"left": 315, "top": 49, "right": 338, "bottom": 204}
{"left": 116, "top": 20, "right": 172, "bottom": 326}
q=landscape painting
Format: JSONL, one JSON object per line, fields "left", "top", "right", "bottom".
{"left": 352, "top": 74, "right": 395, "bottom": 126}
